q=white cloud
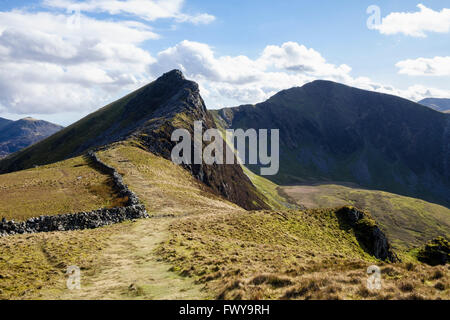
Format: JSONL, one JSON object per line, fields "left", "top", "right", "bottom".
{"left": 259, "top": 42, "right": 352, "bottom": 81}
{"left": 44, "top": 0, "right": 215, "bottom": 24}
{"left": 149, "top": 40, "right": 450, "bottom": 108}
{"left": 396, "top": 56, "right": 450, "bottom": 76}
{"left": 0, "top": 10, "right": 156, "bottom": 114}
{"left": 374, "top": 4, "right": 450, "bottom": 37}
{"left": 0, "top": 3, "right": 448, "bottom": 120}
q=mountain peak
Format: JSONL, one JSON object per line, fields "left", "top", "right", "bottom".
{"left": 20, "top": 117, "right": 39, "bottom": 122}
{"left": 157, "top": 69, "right": 186, "bottom": 82}
{"left": 0, "top": 70, "right": 203, "bottom": 172}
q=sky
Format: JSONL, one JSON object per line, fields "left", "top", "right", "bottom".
{"left": 0, "top": 0, "right": 449, "bottom": 126}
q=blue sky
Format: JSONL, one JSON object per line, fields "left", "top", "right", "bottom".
{"left": 0, "top": 0, "right": 449, "bottom": 125}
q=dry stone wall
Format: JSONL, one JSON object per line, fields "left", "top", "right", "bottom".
{"left": 0, "top": 151, "right": 148, "bottom": 236}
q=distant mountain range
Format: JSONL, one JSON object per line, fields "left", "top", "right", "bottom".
{"left": 0, "top": 117, "right": 63, "bottom": 158}
{"left": 419, "top": 98, "right": 450, "bottom": 113}
{"left": 214, "top": 80, "right": 450, "bottom": 207}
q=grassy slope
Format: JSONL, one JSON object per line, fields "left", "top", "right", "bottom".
{"left": 280, "top": 184, "right": 450, "bottom": 250}
{"left": 0, "top": 143, "right": 233, "bottom": 300}
{"left": 242, "top": 166, "right": 294, "bottom": 210}
{"left": 98, "top": 142, "right": 242, "bottom": 216}
{"left": 1, "top": 143, "right": 448, "bottom": 300}
{"left": 0, "top": 156, "right": 125, "bottom": 221}
{"left": 159, "top": 209, "right": 449, "bottom": 300}
{"left": 0, "top": 222, "right": 128, "bottom": 299}
{"left": 214, "top": 81, "right": 450, "bottom": 207}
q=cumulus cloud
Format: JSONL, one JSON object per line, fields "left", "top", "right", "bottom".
{"left": 0, "top": 10, "right": 156, "bottom": 114}
{"left": 1, "top": 3, "right": 448, "bottom": 119}
{"left": 396, "top": 56, "right": 450, "bottom": 76}
{"left": 259, "top": 42, "right": 352, "bottom": 81}
{"left": 44, "top": 0, "right": 216, "bottom": 24}
{"left": 149, "top": 40, "right": 450, "bottom": 108}
{"left": 374, "top": 4, "right": 450, "bottom": 37}
{"left": 150, "top": 40, "right": 357, "bottom": 106}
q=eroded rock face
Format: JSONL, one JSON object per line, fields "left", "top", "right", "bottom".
{"left": 418, "top": 237, "right": 449, "bottom": 266}
{"left": 134, "top": 70, "right": 269, "bottom": 211}
{"left": 336, "top": 206, "right": 399, "bottom": 262}
{"left": 0, "top": 151, "right": 148, "bottom": 237}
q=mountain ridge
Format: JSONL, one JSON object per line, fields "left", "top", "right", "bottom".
{"left": 0, "top": 70, "right": 268, "bottom": 210}
{"left": 419, "top": 97, "right": 450, "bottom": 113}
{"left": 214, "top": 79, "right": 450, "bottom": 207}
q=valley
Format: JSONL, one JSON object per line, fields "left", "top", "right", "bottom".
{"left": 280, "top": 183, "right": 450, "bottom": 250}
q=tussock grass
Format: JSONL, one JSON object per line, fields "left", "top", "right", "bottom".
{"left": 159, "top": 209, "right": 449, "bottom": 300}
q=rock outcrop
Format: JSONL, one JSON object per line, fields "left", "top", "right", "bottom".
{"left": 417, "top": 237, "right": 449, "bottom": 266}
{"left": 336, "top": 206, "right": 399, "bottom": 262}
{"left": 0, "top": 151, "right": 148, "bottom": 237}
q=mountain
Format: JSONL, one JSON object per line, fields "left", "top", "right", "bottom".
{"left": 419, "top": 98, "right": 450, "bottom": 113}
{"left": 1, "top": 74, "right": 448, "bottom": 300}
{"left": 0, "top": 117, "right": 63, "bottom": 158}
{"left": 213, "top": 80, "right": 450, "bottom": 207}
{"left": 0, "top": 70, "right": 268, "bottom": 210}
{"left": 0, "top": 117, "right": 13, "bottom": 130}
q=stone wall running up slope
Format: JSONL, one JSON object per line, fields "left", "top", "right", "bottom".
{"left": 0, "top": 151, "right": 148, "bottom": 236}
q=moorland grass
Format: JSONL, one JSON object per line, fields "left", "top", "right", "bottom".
{"left": 158, "top": 209, "right": 449, "bottom": 300}
{"left": 281, "top": 184, "right": 450, "bottom": 250}
{"left": 0, "top": 156, "right": 126, "bottom": 221}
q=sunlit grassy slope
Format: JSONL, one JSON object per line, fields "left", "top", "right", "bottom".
{"left": 97, "top": 142, "right": 242, "bottom": 216}
{"left": 0, "top": 142, "right": 448, "bottom": 300}
{"left": 0, "top": 156, "right": 125, "bottom": 221}
{"left": 242, "top": 166, "right": 293, "bottom": 210}
{"left": 281, "top": 184, "right": 450, "bottom": 250}
{"left": 0, "top": 221, "right": 132, "bottom": 299}
{"left": 159, "top": 209, "right": 449, "bottom": 300}
{"left": 0, "top": 142, "right": 241, "bottom": 300}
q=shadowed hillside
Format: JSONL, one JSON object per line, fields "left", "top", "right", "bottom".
{"left": 0, "top": 117, "right": 63, "bottom": 158}
{"left": 214, "top": 80, "right": 450, "bottom": 207}
{"left": 0, "top": 117, "right": 12, "bottom": 130}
